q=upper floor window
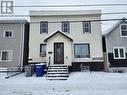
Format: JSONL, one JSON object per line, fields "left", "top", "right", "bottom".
{"left": 1, "top": 50, "right": 12, "bottom": 62}
{"left": 83, "top": 21, "right": 91, "bottom": 33}
{"left": 40, "top": 21, "right": 48, "bottom": 34}
{"left": 62, "top": 21, "right": 69, "bottom": 33}
{"left": 120, "top": 24, "right": 127, "bottom": 37}
{"left": 74, "top": 44, "right": 90, "bottom": 58}
{"left": 4, "top": 30, "right": 13, "bottom": 38}
{"left": 40, "top": 44, "right": 46, "bottom": 57}
{"left": 113, "top": 47, "right": 126, "bottom": 59}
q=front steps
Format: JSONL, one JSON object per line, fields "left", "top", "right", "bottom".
{"left": 46, "top": 65, "right": 69, "bottom": 80}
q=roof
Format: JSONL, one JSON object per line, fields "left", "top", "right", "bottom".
{"left": 104, "top": 18, "right": 127, "bottom": 37}
{"left": 0, "top": 18, "right": 28, "bottom": 24}
{"left": 44, "top": 31, "right": 73, "bottom": 42}
{"left": 30, "top": 10, "right": 101, "bottom": 16}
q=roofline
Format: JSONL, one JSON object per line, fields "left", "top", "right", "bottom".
{"left": 105, "top": 17, "right": 127, "bottom": 37}
{"left": 0, "top": 19, "right": 28, "bottom": 24}
{"left": 44, "top": 31, "right": 73, "bottom": 42}
{"left": 30, "top": 10, "right": 101, "bottom": 17}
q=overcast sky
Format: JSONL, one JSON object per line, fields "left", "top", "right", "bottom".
{"left": 1, "top": 0, "right": 127, "bottom": 33}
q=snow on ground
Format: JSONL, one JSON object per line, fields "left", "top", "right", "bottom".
{"left": 0, "top": 72, "right": 127, "bottom": 95}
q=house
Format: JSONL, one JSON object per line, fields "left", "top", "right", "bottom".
{"left": 0, "top": 19, "right": 29, "bottom": 70}
{"left": 105, "top": 18, "right": 127, "bottom": 72}
{"left": 29, "top": 10, "right": 104, "bottom": 71}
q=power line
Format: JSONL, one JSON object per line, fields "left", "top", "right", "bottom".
{"left": 0, "top": 12, "right": 127, "bottom": 17}
{"left": 102, "top": 12, "right": 127, "bottom": 15}
{"left": 29, "top": 18, "right": 126, "bottom": 23}
{"left": 5, "top": 4, "right": 127, "bottom": 7}
{"left": 0, "top": 18, "right": 125, "bottom": 24}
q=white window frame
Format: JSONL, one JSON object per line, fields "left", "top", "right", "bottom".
{"left": 74, "top": 43, "right": 90, "bottom": 58}
{"left": 40, "top": 44, "right": 46, "bottom": 57}
{"left": 62, "top": 21, "right": 70, "bottom": 33}
{"left": 83, "top": 21, "right": 91, "bottom": 33}
{"left": 113, "top": 47, "right": 126, "bottom": 59}
{"left": 40, "top": 21, "right": 48, "bottom": 34}
{"left": 120, "top": 24, "right": 127, "bottom": 37}
{"left": 3, "top": 30, "right": 13, "bottom": 38}
{"left": 1, "top": 50, "right": 13, "bottom": 62}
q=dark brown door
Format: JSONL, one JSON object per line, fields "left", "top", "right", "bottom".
{"left": 54, "top": 43, "right": 64, "bottom": 64}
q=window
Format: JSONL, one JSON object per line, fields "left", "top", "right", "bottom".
{"left": 40, "top": 44, "right": 46, "bottom": 57}
{"left": 62, "top": 21, "right": 69, "bottom": 33}
{"left": 83, "top": 21, "right": 91, "bottom": 33}
{"left": 120, "top": 24, "right": 127, "bottom": 37}
{"left": 40, "top": 21, "right": 48, "bottom": 33}
{"left": 113, "top": 47, "right": 126, "bottom": 59}
{"left": 74, "top": 44, "right": 90, "bottom": 58}
{"left": 4, "top": 30, "right": 13, "bottom": 38}
{"left": 1, "top": 50, "right": 12, "bottom": 61}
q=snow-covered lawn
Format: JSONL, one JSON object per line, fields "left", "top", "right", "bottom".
{"left": 0, "top": 72, "right": 127, "bottom": 95}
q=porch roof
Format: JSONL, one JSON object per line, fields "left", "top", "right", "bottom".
{"left": 44, "top": 31, "right": 73, "bottom": 42}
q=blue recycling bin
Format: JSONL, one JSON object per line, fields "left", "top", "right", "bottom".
{"left": 35, "top": 63, "right": 46, "bottom": 77}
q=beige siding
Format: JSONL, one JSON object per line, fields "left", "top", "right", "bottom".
{"left": 46, "top": 33, "right": 72, "bottom": 65}
{"left": 29, "top": 10, "right": 103, "bottom": 65}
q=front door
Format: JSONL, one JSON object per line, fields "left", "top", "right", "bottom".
{"left": 54, "top": 43, "right": 64, "bottom": 64}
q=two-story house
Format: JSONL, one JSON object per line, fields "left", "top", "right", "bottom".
{"left": 29, "top": 10, "right": 104, "bottom": 71}
{"left": 0, "top": 19, "right": 29, "bottom": 70}
{"left": 105, "top": 18, "right": 127, "bottom": 72}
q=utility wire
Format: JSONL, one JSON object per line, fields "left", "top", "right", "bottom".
{"left": 0, "top": 18, "right": 125, "bottom": 24}
{"left": 2, "top": 4, "right": 127, "bottom": 7}
{"left": 28, "top": 18, "right": 126, "bottom": 23}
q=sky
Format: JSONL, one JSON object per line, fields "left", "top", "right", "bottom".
{"left": 1, "top": 0, "right": 127, "bottom": 33}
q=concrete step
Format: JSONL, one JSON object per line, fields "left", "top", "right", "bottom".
{"left": 46, "top": 64, "right": 69, "bottom": 80}
{"left": 47, "top": 70, "right": 68, "bottom": 73}
{"left": 47, "top": 74, "right": 69, "bottom": 77}
{"left": 47, "top": 77, "right": 68, "bottom": 80}
{"left": 48, "top": 68, "right": 68, "bottom": 71}
{"left": 49, "top": 65, "right": 68, "bottom": 67}
{"left": 47, "top": 72, "right": 68, "bottom": 74}
{"left": 48, "top": 67, "right": 68, "bottom": 69}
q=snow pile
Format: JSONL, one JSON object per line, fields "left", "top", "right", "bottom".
{"left": 0, "top": 72, "right": 127, "bottom": 95}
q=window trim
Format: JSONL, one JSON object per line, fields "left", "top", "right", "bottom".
{"left": 40, "top": 21, "right": 48, "bottom": 34}
{"left": 74, "top": 43, "right": 90, "bottom": 58}
{"left": 62, "top": 21, "right": 70, "bottom": 34}
{"left": 40, "top": 44, "right": 46, "bottom": 57}
{"left": 0, "top": 50, "right": 13, "bottom": 62}
{"left": 83, "top": 21, "right": 91, "bottom": 33}
{"left": 3, "top": 30, "right": 13, "bottom": 38}
{"left": 120, "top": 24, "right": 127, "bottom": 37}
{"left": 113, "top": 47, "right": 126, "bottom": 59}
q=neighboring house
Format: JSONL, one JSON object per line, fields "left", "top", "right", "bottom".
{"left": 0, "top": 19, "right": 29, "bottom": 70}
{"left": 29, "top": 10, "right": 104, "bottom": 71}
{"left": 105, "top": 18, "right": 127, "bottom": 72}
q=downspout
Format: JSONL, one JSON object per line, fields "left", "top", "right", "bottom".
{"left": 19, "top": 23, "right": 22, "bottom": 70}
{"left": 21, "top": 22, "right": 25, "bottom": 71}
{"left": 105, "top": 35, "right": 110, "bottom": 72}
{"left": 19, "top": 22, "right": 25, "bottom": 71}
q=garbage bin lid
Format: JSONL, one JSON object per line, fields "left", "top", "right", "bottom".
{"left": 36, "top": 63, "right": 45, "bottom": 66}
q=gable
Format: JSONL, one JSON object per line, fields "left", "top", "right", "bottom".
{"left": 106, "top": 18, "right": 127, "bottom": 37}
{"left": 44, "top": 31, "right": 73, "bottom": 42}
{"left": 106, "top": 20, "right": 127, "bottom": 53}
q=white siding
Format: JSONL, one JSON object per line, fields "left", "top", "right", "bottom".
{"left": 29, "top": 10, "right": 103, "bottom": 65}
